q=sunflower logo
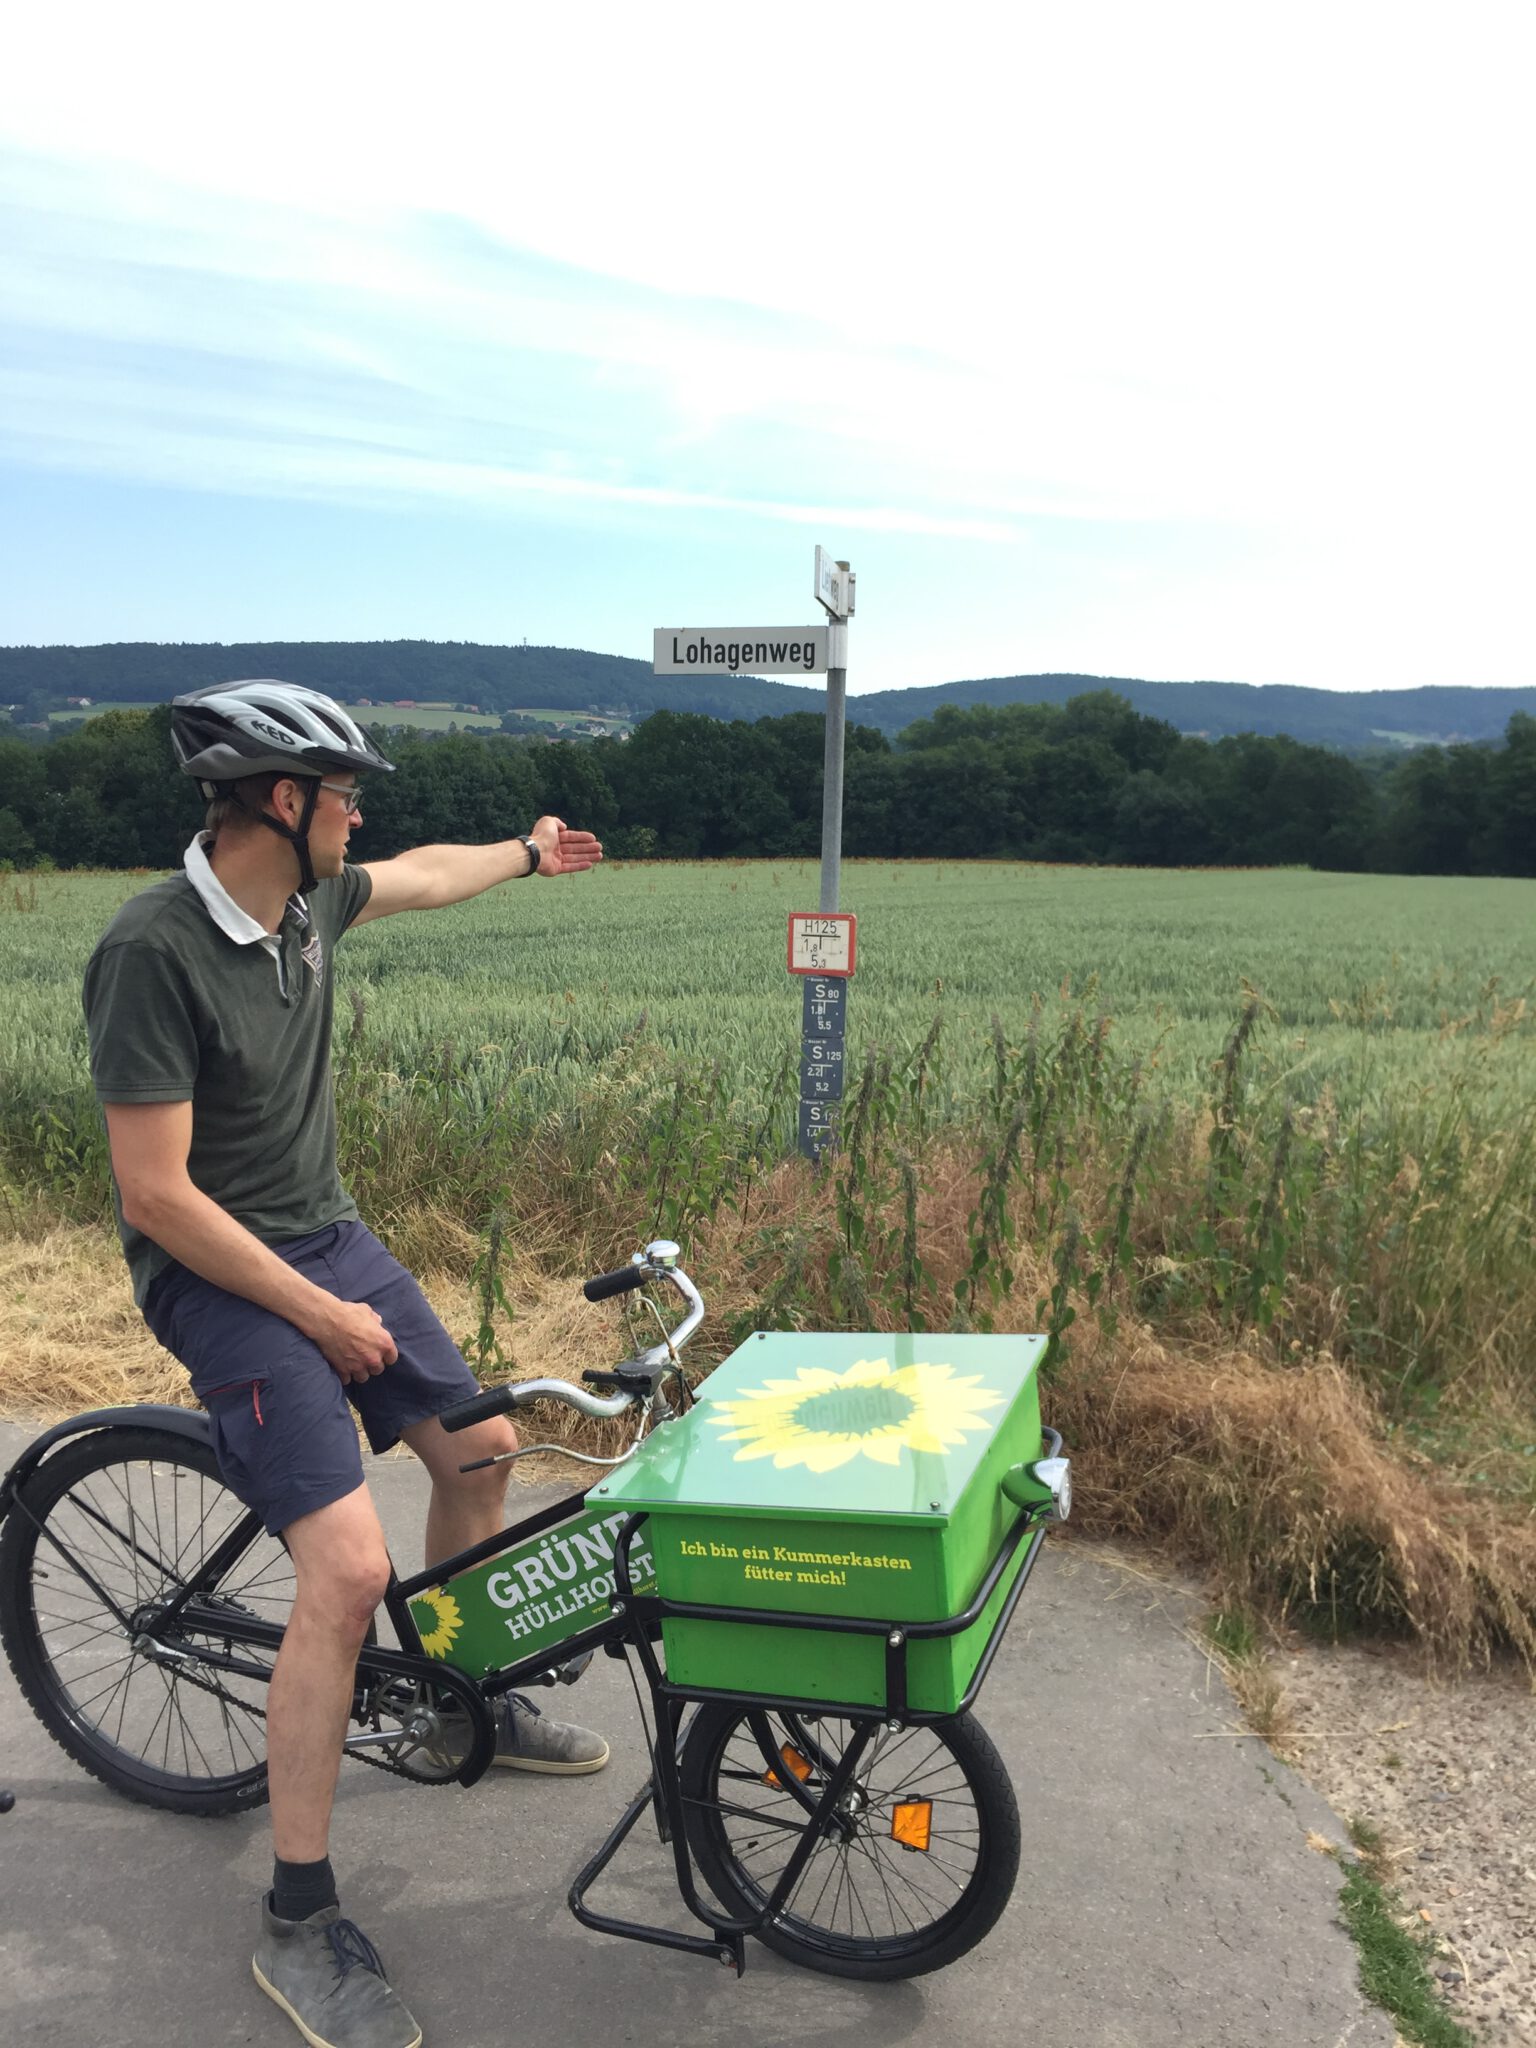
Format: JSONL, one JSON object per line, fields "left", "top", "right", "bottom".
{"left": 411, "top": 1588, "right": 464, "bottom": 1659}
{"left": 708, "top": 1358, "right": 1005, "bottom": 1473}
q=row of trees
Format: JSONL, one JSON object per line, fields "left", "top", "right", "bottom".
{"left": 1, "top": 694, "right": 1532, "bottom": 875}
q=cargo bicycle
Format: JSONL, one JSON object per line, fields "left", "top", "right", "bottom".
{"left": 0, "top": 1242, "right": 1070, "bottom": 1981}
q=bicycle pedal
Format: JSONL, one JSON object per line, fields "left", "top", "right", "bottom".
{"left": 526, "top": 1650, "right": 595, "bottom": 1688}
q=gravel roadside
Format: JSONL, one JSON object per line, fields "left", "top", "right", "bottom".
{"left": 1274, "top": 1638, "right": 1535, "bottom": 2048}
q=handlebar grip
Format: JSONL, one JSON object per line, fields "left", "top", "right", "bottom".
{"left": 582, "top": 1264, "right": 649, "bottom": 1303}
{"left": 439, "top": 1385, "right": 515, "bottom": 1434}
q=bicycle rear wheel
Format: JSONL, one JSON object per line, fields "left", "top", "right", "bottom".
{"left": 0, "top": 1426, "right": 293, "bottom": 1816}
{"left": 679, "top": 1702, "right": 1020, "bottom": 1979}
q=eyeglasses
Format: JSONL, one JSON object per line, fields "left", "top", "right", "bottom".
{"left": 318, "top": 781, "right": 363, "bottom": 814}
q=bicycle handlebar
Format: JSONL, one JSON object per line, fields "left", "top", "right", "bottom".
{"left": 583, "top": 1263, "right": 649, "bottom": 1303}
{"left": 439, "top": 1243, "right": 703, "bottom": 1437}
{"left": 440, "top": 1378, "right": 634, "bottom": 1433}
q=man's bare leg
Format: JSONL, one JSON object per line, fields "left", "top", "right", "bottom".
{"left": 254, "top": 1485, "right": 422, "bottom": 2046}
{"left": 266, "top": 1484, "right": 392, "bottom": 1861}
{"left": 401, "top": 1413, "right": 517, "bottom": 1571}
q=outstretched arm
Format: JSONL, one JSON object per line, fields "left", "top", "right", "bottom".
{"left": 355, "top": 813, "right": 602, "bottom": 923}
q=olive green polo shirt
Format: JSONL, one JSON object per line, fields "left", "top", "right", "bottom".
{"left": 83, "top": 842, "right": 374, "bottom": 1306}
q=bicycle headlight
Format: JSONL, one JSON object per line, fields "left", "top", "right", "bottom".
{"left": 1030, "top": 1456, "right": 1071, "bottom": 1520}
{"left": 1000, "top": 1453, "right": 1072, "bottom": 1520}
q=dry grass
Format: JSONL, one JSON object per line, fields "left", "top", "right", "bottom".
{"left": 3, "top": 1167, "right": 1532, "bottom": 1675}
{"left": 0, "top": 1224, "right": 194, "bottom": 1418}
{"left": 1050, "top": 1328, "right": 1536, "bottom": 1670}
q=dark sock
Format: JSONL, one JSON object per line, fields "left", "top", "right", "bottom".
{"left": 272, "top": 1855, "right": 338, "bottom": 1924}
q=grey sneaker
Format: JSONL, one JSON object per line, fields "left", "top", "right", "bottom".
{"left": 253, "top": 1896, "right": 422, "bottom": 2048}
{"left": 431, "top": 1692, "right": 610, "bottom": 1775}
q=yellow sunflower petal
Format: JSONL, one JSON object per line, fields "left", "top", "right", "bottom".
{"left": 796, "top": 1441, "right": 862, "bottom": 1472}
{"left": 859, "top": 1437, "right": 905, "bottom": 1465}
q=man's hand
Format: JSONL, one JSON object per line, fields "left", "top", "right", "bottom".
{"left": 303, "top": 1296, "right": 399, "bottom": 1385}
{"left": 529, "top": 814, "right": 603, "bottom": 876}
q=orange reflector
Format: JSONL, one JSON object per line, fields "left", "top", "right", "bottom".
{"left": 764, "top": 1745, "right": 813, "bottom": 1788}
{"left": 891, "top": 1800, "right": 933, "bottom": 1852}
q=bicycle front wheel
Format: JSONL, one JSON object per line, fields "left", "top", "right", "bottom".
{"left": 679, "top": 1703, "right": 1020, "bottom": 1979}
{"left": 0, "top": 1426, "right": 294, "bottom": 1816}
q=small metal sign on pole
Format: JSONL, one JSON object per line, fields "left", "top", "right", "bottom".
{"left": 652, "top": 547, "right": 856, "bottom": 1162}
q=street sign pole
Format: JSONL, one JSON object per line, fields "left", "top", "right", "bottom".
{"left": 813, "top": 546, "right": 853, "bottom": 914}
{"left": 820, "top": 620, "right": 847, "bottom": 915}
{"left": 800, "top": 547, "right": 855, "bottom": 1157}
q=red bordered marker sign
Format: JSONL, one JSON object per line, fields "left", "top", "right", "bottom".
{"left": 787, "top": 913, "right": 857, "bottom": 977}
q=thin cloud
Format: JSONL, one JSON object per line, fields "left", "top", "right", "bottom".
{"left": 0, "top": 148, "right": 1151, "bottom": 532}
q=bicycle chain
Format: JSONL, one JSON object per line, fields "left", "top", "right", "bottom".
{"left": 154, "top": 1653, "right": 459, "bottom": 1786}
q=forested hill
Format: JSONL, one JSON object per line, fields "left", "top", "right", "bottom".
{"left": 853, "top": 675, "right": 1536, "bottom": 749}
{"left": 2, "top": 640, "right": 1533, "bottom": 750}
{"left": 0, "top": 642, "right": 813, "bottom": 728}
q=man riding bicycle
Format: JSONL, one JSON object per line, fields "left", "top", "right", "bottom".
{"left": 82, "top": 680, "right": 605, "bottom": 2048}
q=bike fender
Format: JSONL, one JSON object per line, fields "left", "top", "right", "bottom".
{"left": 0, "top": 1405, "right": 212, "bottom": 1518}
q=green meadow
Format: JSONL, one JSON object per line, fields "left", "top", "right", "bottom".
{"left": 7, "top": 859, "right": 1532, "bottom": 1125}
{"left": 4, "top": 857, "right": 1534, "bottom": 1659}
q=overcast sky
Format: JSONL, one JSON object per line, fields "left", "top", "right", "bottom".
{"left": 2, "top": 2, "right": 1531, "bottom": 694}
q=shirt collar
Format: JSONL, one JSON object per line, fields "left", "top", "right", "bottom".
{"left": 183, "top": 833, "right": 308, "bottom": 945}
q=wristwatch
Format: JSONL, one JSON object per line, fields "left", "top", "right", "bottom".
{"left": 518, "top": 833, "right": 541, "bottom": 876}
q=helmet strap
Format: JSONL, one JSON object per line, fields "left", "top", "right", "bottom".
{"left": 224, "top": 778, "right": 322, "bottom": 894}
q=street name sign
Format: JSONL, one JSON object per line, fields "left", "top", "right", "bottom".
{"left": 653, "top": 627, "right": 829, "bottom": 675}
{"left": 814, "top": 544, "right": 854, "bottom": 620}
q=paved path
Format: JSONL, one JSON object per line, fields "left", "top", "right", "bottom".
{"left": 0, "top": 1418, "right": 1392, "bottom": 2048}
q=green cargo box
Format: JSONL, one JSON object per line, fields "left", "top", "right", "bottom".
{"left": 595, "top": 1330, "right": 1051, "bottom": 1715}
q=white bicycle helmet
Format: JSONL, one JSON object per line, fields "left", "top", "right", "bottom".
{"left": 171, "top": 681, "right": 394, "bottom": 891}
{"left": 171, "top": 680, "right": 395, "bottom": 793}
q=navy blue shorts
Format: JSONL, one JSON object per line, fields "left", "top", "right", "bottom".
{"left": 143, "top": 1221, "right": 481, "bottom": 1536}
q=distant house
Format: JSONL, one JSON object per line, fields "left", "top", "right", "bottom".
{"left": 66, "top": 696, "right": 93, "bottom": 707}
{"left": 355, "top": 696, "right": 373, "bottom": 708}
{"left": 392, "top": 699, "right": 416, "bottom": 709}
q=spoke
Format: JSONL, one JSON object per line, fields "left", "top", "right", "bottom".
{"left": 43, "top": 1644, "right": 138, "bottom": 1695}
{"left": 795, "top": 1830, "right": 843, "bottom": 1929}
{"left": 869, "top": 1828, "right": 964, "bottom": 1908}
{"left": 136, "top": 1667, "right": 179, "bottom": 1765}
{"left": 45, "top": 1512, "right": 134, "bottom": 1586}
{"left": 167, "top": 1678, "right": 218, "bottom": 1779}
{"left": 852, "top": 1832, "right": 952, "bottom": 1925}
{"left": 847, "top": 1827, "right": 910, "bottom": 1936}
{"left": 217, "top": 1693, "right": 262, "bottom": 1772}
{"left": 33, "top": 1607, "right": 123, "bottom": 1646}
{"left": 844, "top": 1844, "right": 881, "bottom": 1944}
{"left": 103, "top": 1466, "right": 158, "bottom": 1600}
{"left": 66, "top": 1655, "right": 147, "bottom": 1721}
